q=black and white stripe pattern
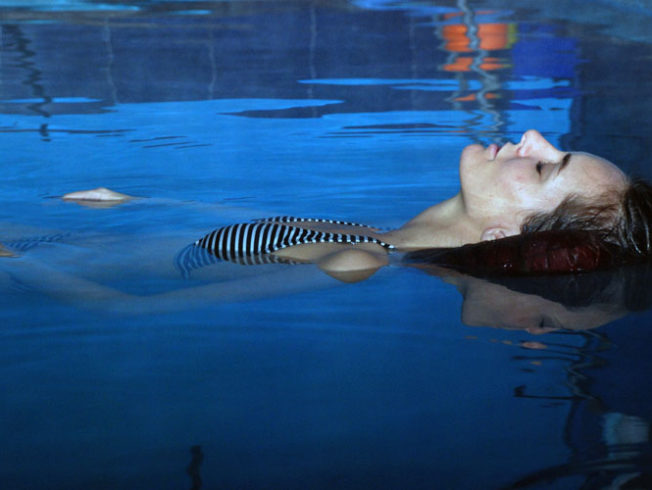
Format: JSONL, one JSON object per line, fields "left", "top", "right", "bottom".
{"left": 175, "top": 243, "right": 221, "bottom": 276}
{"left": 175, "top": 218, "right": 395, "bottom": 277}
{"left": 194, "top": 222, "right": 394, "bottom": 261}
{"left": 3, "top": 233, "right": 70, "bottom": 252}
{"left": 174, "top": 242, "right": 302, "bottom": 277}
{"left": 253, "top": 216, "right": 374, "bottom": 228}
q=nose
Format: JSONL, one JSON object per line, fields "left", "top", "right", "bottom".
{"left": 517, "top": 129, "right": 562, "bottom": 161}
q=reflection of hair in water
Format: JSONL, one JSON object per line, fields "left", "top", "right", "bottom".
{"left": 486, "top": 264, "right": 652, "bottom": 311}
{"left": 405, "top": 230, "right": 652, "bottom": 311}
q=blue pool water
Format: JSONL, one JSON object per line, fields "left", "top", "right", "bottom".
{"left": 2, "top": 1, "right": 652, "bottom": 488}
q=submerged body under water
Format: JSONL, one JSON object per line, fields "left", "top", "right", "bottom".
{"left": 2, "top": 1, "right": 652, "bottom": 489}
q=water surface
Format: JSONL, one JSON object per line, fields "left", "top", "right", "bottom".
{"left": 2, "top": 1, "right": 652, "bottom": 488}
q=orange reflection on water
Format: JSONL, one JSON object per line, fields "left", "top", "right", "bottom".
{"left": 440, "top": 14, "right": 516, "bottom": 73}
{"left": 453, "top": 92, "right": 499, "bottom": 102}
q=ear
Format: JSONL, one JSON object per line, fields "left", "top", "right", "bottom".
{"left": 481, "top": 225, "right": 519, "bottom": 242}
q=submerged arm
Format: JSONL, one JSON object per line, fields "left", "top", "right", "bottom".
{"left": 2, "top": 257, "right": 342, "bottom": 314}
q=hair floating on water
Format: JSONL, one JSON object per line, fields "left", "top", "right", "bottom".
{"left": 404, "top": 230, "right": 621, "bottom": 276}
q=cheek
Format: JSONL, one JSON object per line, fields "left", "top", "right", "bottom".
{"left": 505, "top": 181, "right": 565, "bottom": 214}
{"left": 498, "top": 162, "right": 531, "bottom": 184}
{"left": 493, "top": 168, "right": 531, "bottom": 200}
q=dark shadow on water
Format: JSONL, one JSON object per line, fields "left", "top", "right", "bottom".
{"left": 186, "top": 445, "right": 203, "bottom": 490}
{"left": 506, "top": 329, "right": 650, "bottom": 489}
{"left": 407, "top": 259, "right": 652, "bottom": 489}
{"left": 505, "top": 329, "right": 652, "bottom": 489}
{"left": 505, "top": 450, "right": 652, "bottom": 489}
{"left": 1, "top": 24, "right": 51, "bottom": 140}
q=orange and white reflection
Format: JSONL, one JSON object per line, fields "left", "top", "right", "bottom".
{"left": 439, "top": 11, "right": 516, "bottom": 102}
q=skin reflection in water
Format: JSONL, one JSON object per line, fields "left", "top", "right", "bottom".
{"left": 411, "top": 263, "right": 652, "bottom": 333}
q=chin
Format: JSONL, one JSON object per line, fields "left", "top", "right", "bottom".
{"left": 459, "top": 144, "right": 486, "bottom": 184}
{"left": 460, "top": 143, "right": 484, "bottom": 166}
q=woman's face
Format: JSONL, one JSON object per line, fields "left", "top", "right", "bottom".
{"left": 459, "top": 129, "right": 627, "bottom": 235}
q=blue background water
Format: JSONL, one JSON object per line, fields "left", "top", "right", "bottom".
{"left": 2, "top": 1, "right": 652, "bottom": 489}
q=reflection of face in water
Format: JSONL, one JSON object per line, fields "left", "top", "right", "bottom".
{"left": 457, "top": 275, "right": 625, "bottom": 333}
{"left": 415, "top": 264, "right": 652, "bottom": 333}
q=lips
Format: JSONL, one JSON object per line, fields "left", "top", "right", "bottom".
{"left": 487, "top": 143, "right": 499, "bottom": 160}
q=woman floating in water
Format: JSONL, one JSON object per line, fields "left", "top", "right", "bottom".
{"left": 65, "top": 129, "right": 652, "bottom": 279}
{"left": 2, "top": 128, "right": 646, "bottom": 320}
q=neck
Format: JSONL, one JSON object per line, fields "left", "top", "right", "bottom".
{"left": 385, "top": 194, "right": 485, "bottom": 249}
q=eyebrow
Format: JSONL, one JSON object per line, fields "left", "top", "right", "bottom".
{"left": 556, "top": 153, "right": 572, "bottom": 176}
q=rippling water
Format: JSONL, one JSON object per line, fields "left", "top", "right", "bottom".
{"left": 2, "top": 1, "right": 652, "bottom": 489}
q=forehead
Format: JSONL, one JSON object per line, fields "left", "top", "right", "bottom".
{"left": 563, "top": 152, "right": 627, "bottom": 189}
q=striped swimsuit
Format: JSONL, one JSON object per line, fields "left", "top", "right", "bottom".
{"left": 176, "top": 216, "right": 394, "bottom": 276}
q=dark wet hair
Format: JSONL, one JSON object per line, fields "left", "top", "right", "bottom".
{"left": 522, "top": 178, "right": 652, "bottom": 261}
{"left": 404, "top": 178, "right": 652, "bottom": 277}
